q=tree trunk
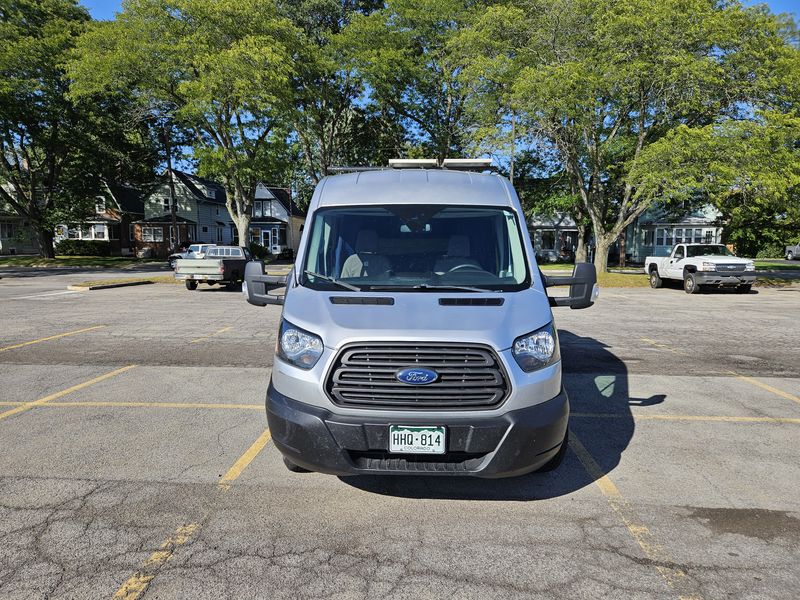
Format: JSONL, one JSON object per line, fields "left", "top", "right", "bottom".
{"left": 37, "top": 225, "right": 55, "bottom": 258}
{"left": 593, "top": 236, "right": 612, "bottom": 274}
{"left": 233, "top": 213, "right": 250, "bottom": 250}
{"left": 618, "top": 229, "right": 626, "bottom": 267}
{"left": 575, "top": 224, "right": 590, "bottom": 263}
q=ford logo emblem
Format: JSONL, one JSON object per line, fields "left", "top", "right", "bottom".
{"left": 396, "top": 368, "right": 438, "bottom": 385}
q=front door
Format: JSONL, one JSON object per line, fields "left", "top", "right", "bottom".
{"left": 261, "top": 230, "right": 271, "bottom": 250}
{"left": 666, "top": 245, "right": 685, "bottom": 278}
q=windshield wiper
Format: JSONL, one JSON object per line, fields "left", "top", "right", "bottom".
{"left": 366, "top": 283, "right": 491, "bottom": 293}
{"left": 303, "top": 270, "right": 362, "bottom": 292}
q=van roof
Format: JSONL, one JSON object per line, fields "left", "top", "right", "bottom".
{"left": 315, "top": 169, "right": 515, "bottom": 208}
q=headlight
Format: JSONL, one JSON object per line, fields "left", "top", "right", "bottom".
{"left": 745, "top": 262, "right": 755, "bottom": 271}
{"left": 698, "top": 262, "right": 716, "bottom": 272}
{"left": 512, "top": 322, "right": 560, "bottom": 372}
{"left": 277, "top": 319, "right": 323, "bottom": 369}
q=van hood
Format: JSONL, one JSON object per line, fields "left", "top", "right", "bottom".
{"left": 281, "top": 284, "right": 554, "bottom": 351}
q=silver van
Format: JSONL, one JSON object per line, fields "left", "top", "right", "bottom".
{"left": 245, "top": 166, "right": 597, "bottom": 478}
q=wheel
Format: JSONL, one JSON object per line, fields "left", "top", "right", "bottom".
{"left": 283, "top": 456, "right": 310, "bottom": 473}
{"left": 169, "top": 258, "right": 176, "bottom": 270}
{"left": 788, "top": 251, "right": 794, "bottom": 261}
{"left": 683, "top": 271, "right": 700, "bottom": 294}
{"left": 185, "top": 280, "right": 198, "bottom": 291}
{"left": 536, "top": 430, "right": 568, "bottom": 473}
{"left": 737, "top": 284, "right": 752, "bottom": 294}
{"left": 225, "top": 279, "right": 241, "bottom": 291}
{"left": 649, "top": 269, "right": 663, "bottom": 289}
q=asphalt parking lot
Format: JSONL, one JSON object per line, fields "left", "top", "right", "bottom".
{"left": 0, "top": 270, "right": 798, "bottom": 599}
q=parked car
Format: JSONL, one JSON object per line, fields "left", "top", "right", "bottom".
{"left": 646, "top": 243, "right": 756, "bottom": 294}
{"left": 168, "top": 243, "right": 216, "bottom": 269}
{"left": 785, "top": 242, "right": 800, "bottom": 261}
{"left": 174, "top": 245, "right": 251, "bottom": 290}
{"left": 242, "top": 163, "right": 598, "bottom": 478}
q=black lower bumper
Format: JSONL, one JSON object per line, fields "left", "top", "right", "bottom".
{"left": 266, "top": 382, "right": 569, "bottom": 478}
{"left": 694, "top": 271, "right": 755, "bottom": 285}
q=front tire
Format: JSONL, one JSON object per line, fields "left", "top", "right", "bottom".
{"left": 683, "top": 271, "right": 700, "bottom": 294}
{"left": 788, "top": 251, "right": 794, "bottom": 261}
{"left": 185, "top": 280, "right": 198, "bottom": 291}
{"left": 737, "top": 284, "right": 752, "bottom": 294}
{"left": 649, "top": 269, "right": 663, "bottom": 289}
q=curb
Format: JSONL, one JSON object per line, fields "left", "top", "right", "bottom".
{"left": 67, "top": 281, "right": 154, "bottom": 291}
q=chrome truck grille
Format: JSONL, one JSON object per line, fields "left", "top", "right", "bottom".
{"left": 325, "top": 343, "right": 510, "bottom": 410}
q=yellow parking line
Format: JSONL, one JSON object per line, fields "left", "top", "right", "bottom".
{"left": 190, "top": 326, "right": 232, "bottom": 344}
{"left": 218, "top": 429, "right": 272, "bottom": 491}
{"left": 0, "top": 325, "right": 106, "bottom": 353}
{"left": 571, "top": 434, "right": 701, "bottom": 599}
{"left": 48, "top": 401, "right": 262, "bottom": 411}
{"left": 640, "top": 337, "right": 688, "bottom": 356}
{"left": 112, "top": 522, "right": 199, "bottom": 600}
{"left": 0, "top": 365, "right": 136, "bottom": 423}
{"left": 729, "top": 372, "right": 800, "bottom": 406}
{"left": 572, "top": 412, "right": 800, "bottom": 424}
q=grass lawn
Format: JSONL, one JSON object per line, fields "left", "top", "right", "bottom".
{"left": 72, "top": 275, "right": 180, "bottom": 287}
{"left": 754, "top": 260, "right": 800, "bottom": 271}
{"left": 0, "top": 255, "right": 162, "bottom": 268}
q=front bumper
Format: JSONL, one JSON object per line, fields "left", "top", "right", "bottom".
{"left": 694, "top": 271, "right": 756, "bottom": 286}
{"left": 266, "top": 381, "right": 569, "bottom": 478}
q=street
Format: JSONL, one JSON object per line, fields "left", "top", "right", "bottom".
{"left": 0, "top": 273, "right": 798, "bottom": 599}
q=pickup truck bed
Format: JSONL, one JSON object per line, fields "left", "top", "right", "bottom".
{"left": 174, "top": 246, "right": 251, "bottom": 290}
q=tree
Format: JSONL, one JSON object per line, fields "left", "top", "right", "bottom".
{"left": 465, "top": 0, "right": 798, "bottom": 271}
{"left": 0, "top": 0, "right": 155, "bottom": 257}
{"left": 69, "top": 0, "right": 297, "bottom": 244}
{"left": 343, "top": 0, "right": 481, "bottom": 161}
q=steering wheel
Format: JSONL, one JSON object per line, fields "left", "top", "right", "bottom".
{"left": 447, "top": 263, "right": 485, "bottom": 273}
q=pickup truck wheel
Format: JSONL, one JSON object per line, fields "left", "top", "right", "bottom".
{"left": 185, "top": 280, "right": 198, "bottom": 291}
{"left": 283, "top": 456, "right": 310, "bottom": 473}
{"left": 737, "top": 284, "right": 752, "bottom": 294}
{"left": 649, "top": 270, "right": 663, "bottom": 289}
{"left": 788, "top": 251, "right": 794, "bottom": 261}
{"left": 536, "top": 430, "right": 568, "bottom": 473}
{"left": 683, "top": 272, "right": 700, "bottom": 294}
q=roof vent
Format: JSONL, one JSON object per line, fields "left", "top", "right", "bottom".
{"left": 388, "top": 159, "right": 438, "bottom": 169}
{"left": 441, "top": 158, "right": 493, "bottom": 171}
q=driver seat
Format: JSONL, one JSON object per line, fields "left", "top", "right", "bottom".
{"left": 340, "top": 230, "right": 391, "bottom": 278}
{"left": 433, "top": 235, "right": 480, "bottom": 274}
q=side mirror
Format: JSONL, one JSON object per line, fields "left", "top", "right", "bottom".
{"left": 542, "top": 262, "right": 599, "bottom": 309}
{"left": 244, "top": 260, "right": 288, "bottom": 306}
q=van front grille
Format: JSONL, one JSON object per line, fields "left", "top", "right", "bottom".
{"left": 325, "top": 343, "right": 509, "bottom": 410}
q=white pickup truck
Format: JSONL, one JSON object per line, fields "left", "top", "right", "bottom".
{"left": 646, "top": 243, "right": 756, "bottom": 294}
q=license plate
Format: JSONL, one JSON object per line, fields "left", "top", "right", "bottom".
{"left": 388, "top": 425, "right": 445, "bottom": 454}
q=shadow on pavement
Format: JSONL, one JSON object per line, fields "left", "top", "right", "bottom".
{"left": 340, "top": 329, "right": 666, "bottom": 501}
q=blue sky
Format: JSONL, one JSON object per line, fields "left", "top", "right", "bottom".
{"left": 83, "top": 0, "right": 797, "bottom": 21}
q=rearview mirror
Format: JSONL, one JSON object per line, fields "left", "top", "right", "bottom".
{"left": 244, "top": 260, "right": 288, "bottom": 306}
{"left": 541, "top": 262, "right": 598, "bottom": 309}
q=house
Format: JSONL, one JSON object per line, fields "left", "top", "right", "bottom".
{"left": 624, "top": 204, "right": 723, "bottom": 263}
{"left": 135, "top": 170, "right": 234, "bottom": 258}
{"left": 244, "top": 184, "right": 306, "bottom": 255}
{"left": 54, "top": 183, "right": 146, "bottom": 256}
{"left": 527, "top": 213, "right": 580, "bottom": 262}
{"left": 0, "top": 202, "right": 38, "bottom": 255}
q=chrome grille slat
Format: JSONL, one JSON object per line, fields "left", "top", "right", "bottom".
{"left": 326, "top": 343, "right": 509, "bottom": 410}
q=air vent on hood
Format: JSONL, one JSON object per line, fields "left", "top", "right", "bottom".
{"left": 330, "top": 296, "right": 394, "bottom": 305}
{"left": 439, "top": 298, "right": 504, "bottom": 306}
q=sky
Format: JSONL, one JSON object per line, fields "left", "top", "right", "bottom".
{"left": 83, "top": 0, "right": 797, "bottom": 21}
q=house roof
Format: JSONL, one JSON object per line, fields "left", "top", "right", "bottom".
{"left": 134, "top": 215, "right": 197, "bottom": 225}
{"left": 256, "top": 185, "right": 306, "bottom": 217}
{"left": 106, "top": 183, "right": 145, "bottom": 215}
{"left": 170, "top": 170, "right": 228, "bottom": 205}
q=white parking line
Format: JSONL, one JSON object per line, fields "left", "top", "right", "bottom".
{"left": 7, "top": 290, "right": 82, "bottom": 300}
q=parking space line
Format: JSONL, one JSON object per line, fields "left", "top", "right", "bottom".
{"left": 572, "top": 412, "right": 800, "bottom": 424}
{"left": 0, "top": 325, "right": 106, "bottom": 353}
{"left": 218, "top": 429, "right": 272, "bottom": 491}
{"left": 112, "top": 522, "right": 199, "bottom": 600}
{"left": 189, "top": 326, "right": 232, "bottom": 344}
{"left": 113, "top": 430, "right": 272, "bottom": 597}
{"left": 729, "top": 371, "right": 800, "bottom": 406}
{"left": 571, "top": 434, "right": 702, "bottom": 600}
{"left": 0, "top": 365, "right": 136, "bottom": 423}
{"left": 640, "top": 337, "right": 688, "bottom": 356}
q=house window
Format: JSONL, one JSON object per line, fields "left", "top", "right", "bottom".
{"left": 644, "top": 230, "right": 654, "bottom": 246}
{"left": 674, "top": 228, "right": 683, "bottom": 244}
{"left": 705, "top": 230, "right": 714, "bottom": 243}
{"left": 216, "top": 227, "right": 223, "bottom": 243}
{"left": 665, "top": 229, "right": 673, "bottom": 246}
{"left": 254, "top": 201, "right": 262, "bottom": 218}
{"left": 0, "top": 221, "right": 16, "bottom": 238}
{"left": 129, "top": 224, "right": 135, "bottom": 241}
{"left": 68, "top": 227, "right": 79, "bottom": 239}
{"left": 95, "top": 196, "right": 106, "bottom": 213}
{"left": 142, "top": 227, "right": 164, "bottom": 242}
{"left": 250, "top": 227, "right": 260, "bottom": 244}
{"left": 93, "top": 224, "right": 106, "bottom": 240}
{"left": 201, "top": 226, "right": 208, "bottom": 233}
{"left": 232, "top": 226, "right": 239, "bottom": 245}
{"left": 109, "top": 225, "right": 120, "bottom": 240}
{"left": 694, "top": 229, "right": 703, "bottom": 243}
{"left": 540, "top": 230, "right": 556, "bottom": 250}
{"left": 189, "top": 225, "right": 196, "bottom": 240}
{"left": 656, "top": 228, "right": 664, "bottom": 245}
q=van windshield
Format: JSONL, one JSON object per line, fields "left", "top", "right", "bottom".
{"left": 302, "top": 205, "right": 530, "bottom": 292}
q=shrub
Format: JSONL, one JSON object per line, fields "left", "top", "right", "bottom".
{"left": 55, "top": 239, "right": 112, "bottom": 256}
{"left": 755, "top": 243, "right": 785, "bottom": 259}
{"left": 248, "top": 242, "right": 270, "bottom": 260}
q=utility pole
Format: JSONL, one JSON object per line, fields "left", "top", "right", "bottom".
{"left": 163, "top": 123, "right": 179, "bottom": 249}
